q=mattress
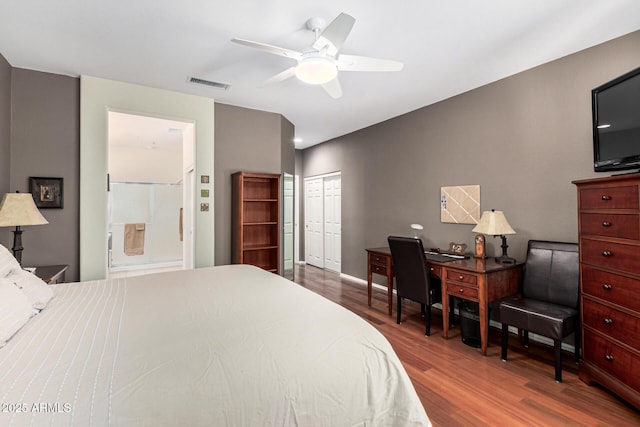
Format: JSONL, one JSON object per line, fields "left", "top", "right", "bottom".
{"left": 0, "top": 265, "right": 430, "bottom": 426}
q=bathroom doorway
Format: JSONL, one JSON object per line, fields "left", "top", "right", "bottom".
{"left": 107, "top": 111, "right": 195, "bottom": 278}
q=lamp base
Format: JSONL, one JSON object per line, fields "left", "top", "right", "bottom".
{"left": 495, "top": 234, "right": 516, "bottom": 264}
{"left": 494, "top": 255, "right": 516, "bottom": 264}
{"left": 12, "top": 226, "right": 24, "bottom": 266}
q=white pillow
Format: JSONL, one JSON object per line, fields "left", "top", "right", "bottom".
{"left": 7, "top": 269, "right": 54, "bottom": 310}
{"left": 0, "top": 244, "right": 21, "bottom": 278}
{"left": 0, "top": 277, "right": 34, "bottom": 348}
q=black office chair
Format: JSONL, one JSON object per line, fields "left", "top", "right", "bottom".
{"left": 499, "top": 240, "right": 580, "bottom": 382}
{"left": 388, "top": 236, "right": 442, "bottom": 336}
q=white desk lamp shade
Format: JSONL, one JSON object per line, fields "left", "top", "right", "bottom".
{"left": 410, "top": 223, "right": 423, "bottom": 239}
{"left": 0, "top": 193, "right": 49, "bottom": 226}
{"left": 472, "top": 210, "right": 515, "bottom": 236}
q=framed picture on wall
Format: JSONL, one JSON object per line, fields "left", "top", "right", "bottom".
{"left": 29, "top": 177, "right": 64, "bottom": 209}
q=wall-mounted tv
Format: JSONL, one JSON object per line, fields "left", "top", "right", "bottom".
{"left": 592, "top": 66, "right": 640, "bottom": 172}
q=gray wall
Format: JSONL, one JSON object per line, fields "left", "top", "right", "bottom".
{"left": 0, "top": 53, "right": 10, "bottom": 194}
{"left": 214, "top": 103, "right": 294, "bottom": 266}
{"left": 8, "top": 69, "right": 80, "bottom": 280}
{"left": 302, "top": 30, "right": 640, "bottom": 281}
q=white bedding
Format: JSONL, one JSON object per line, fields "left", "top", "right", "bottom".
{"left": 0, "top": 265, "right": 430, "bottom": 426}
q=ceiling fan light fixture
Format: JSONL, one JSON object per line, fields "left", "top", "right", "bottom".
{"left": 295, "top": 57, "right": 337, "bottom": 85}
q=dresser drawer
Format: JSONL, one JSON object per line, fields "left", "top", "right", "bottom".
{"left": 583, "top": 299, "right": 640, "bottom": 351}
{"left": 447, "top": 283, "right": 478, "bottom": 300}
{"left": 582, "top": 239, "right": 640, "bottom": 274}
{"left": 445, "top": 269, "right": 477, "bottom": 286}
{"left": 580, "top": 185, "right": 639, "bottom": 209}
{"left": 582, "top": 266, "right": 640, "bottom": 312}
{"left": 580, "top": 213, "right": 640, "bottom": 240}
{"left": 583, "top": 330, "right": 640, "bottom": 391}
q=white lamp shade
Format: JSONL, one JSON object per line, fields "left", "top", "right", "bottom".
{"left": 0, "top": 193, "right": 49, "bottom": 227}
{"left": 472, "top": 210, "right": 515, "bottom": 235}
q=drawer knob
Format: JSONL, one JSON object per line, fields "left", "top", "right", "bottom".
{"left": 458, "top": 288, "right": 465, "bottom": 293}
{"left": 458, "top": 275, "right": 464, "bottom": 280}
{"left": 603, "top": 318, "right": 614, "bottom": 325}
{"left": 601, "top": 221, "right": 612, "bottom": 227}
{"left": 601, "top": 250, "right": 612, "bottom": 257}
{"left": 604, "top": 354, "right": 614, "bottom": 362}
{"left": 430, "top": 267, "right": 434, "bottom": 272}
{"left": 601, "top": 195, "right": 612, "bottom": 201}
{"left": 602, "top": 284, "right": 613, "bottom": 291}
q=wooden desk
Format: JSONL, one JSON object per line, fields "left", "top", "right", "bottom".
{"left": 366, "top": 247, "right": 522, "bottom": 355}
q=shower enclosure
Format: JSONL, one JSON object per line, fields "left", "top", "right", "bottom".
{"left": 108, "top": 182, "right": 183, "bottom": 271}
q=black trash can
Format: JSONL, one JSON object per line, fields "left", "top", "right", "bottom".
{"left": 458, "top": 301, "right": 481, "bottom": 348}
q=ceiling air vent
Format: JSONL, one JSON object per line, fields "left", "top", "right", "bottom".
{"left": 188, "top": 77, "right": 230, "bottom": 90}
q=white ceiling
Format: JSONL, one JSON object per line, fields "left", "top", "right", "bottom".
{"left": 2, "top": 1, "right": 640, "bottom": 149}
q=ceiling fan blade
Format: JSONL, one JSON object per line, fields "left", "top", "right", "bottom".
{"left": 312, "top": 13, "right": 355, "bottom": 57}
{"left": 259, "top": 67, "right": 296, "bottom": 87}
{"left": 337, "top": 54, "right": 404, "bottom": 72}
{"left": 322, "top": 78, "right": 342, "bottom": 99}
{"left": 231, "top": 38, "right": 302, "bottom": 61}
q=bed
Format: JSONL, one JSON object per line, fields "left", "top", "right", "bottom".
{"left": 1, "top": 263, "right": 430, "bottom": 426}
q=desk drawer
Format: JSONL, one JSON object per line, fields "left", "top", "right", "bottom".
{"left": 580, "top": 185, "right": 639, "bottom": 210}
{"left": 370, "top": 264, "right": 388, "bottom": 276}
{"left": 582, "top": 266, "right": 640, "bottom": 313}
{"left": 583, "top": 330, "right": 640, "bottom": 391}
{"left": 429, "top": 265, "right": 442, "bottom": 279}
{"left": 582, "top": 239, "right": 640, "bottom": 274}
{"left": 446, "top": 269, "right": 478, "bottom": 286}
{"left": 583, "top": 299, "right": 640, "bottom": 352}
{"left": 580, "top": 213, "right": 640, "bottom": 240}
{"left": 370, "top": 254, "right": 389, "bottom": 267}
{"left": 447, "top": 283, "right": 479, "bottom": 300}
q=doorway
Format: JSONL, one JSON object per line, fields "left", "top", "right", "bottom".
{"left": 304, "top": 173, "right": 341, "bottom": 273}
{"left": 107, "top": 111, "right": 195, "bottom": 278}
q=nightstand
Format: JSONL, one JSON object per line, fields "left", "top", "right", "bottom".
{"left": 33, "top": 265, "right": 69, "bottom": 284}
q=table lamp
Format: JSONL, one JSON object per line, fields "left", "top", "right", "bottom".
{"left": 472, "top": 209, "right": 516, "bottom": 264}
{"left": 0, "top": 192, "right": 49, "bottom": 265}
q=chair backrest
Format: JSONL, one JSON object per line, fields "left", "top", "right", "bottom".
{"left": 387, "top": 236, "right": 430, "bottom": 304}
{"left": 522, "top": 240, "right": 579, "bottom": 308}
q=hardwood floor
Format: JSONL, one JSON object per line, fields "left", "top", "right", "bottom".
{"left": 293, "top": 264, "right": 640, "bottom": 426}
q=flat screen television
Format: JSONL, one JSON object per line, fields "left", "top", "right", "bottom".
{"left": 592, "top": 66, "right": 640, "bottom": 172}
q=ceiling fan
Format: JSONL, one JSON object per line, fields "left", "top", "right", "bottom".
{"left": 231, "top": 12, "right": 403, "bottom": 99}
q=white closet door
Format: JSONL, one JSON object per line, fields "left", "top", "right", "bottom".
{"left": 323, "top": 176, "right": 341, "bottom": 273}
{"left": 305, "top": 177, "right": 324, "bottom": 268}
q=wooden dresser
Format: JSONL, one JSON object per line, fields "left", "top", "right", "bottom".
{"left": 573, "top": 173, "right": 640, "bottom": 409}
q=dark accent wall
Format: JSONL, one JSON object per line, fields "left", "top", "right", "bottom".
{"left": 9, "top": 69, "right": 80, "bottom": 280}
{"left": 0, "top": 53, "right": 10, "bottom": 194}
{"left": 214, "top": 103, "right": 294, "bottom": 266}
{"left": 301, "top": 30, "right": 640, "bottom": 281}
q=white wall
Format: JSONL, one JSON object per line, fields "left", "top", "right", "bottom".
{"left": 80, "top": 76, "right": 215, "bottom": 280}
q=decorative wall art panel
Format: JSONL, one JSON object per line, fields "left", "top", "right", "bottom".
{"left": 440, "top": 185, "right": 480, "bottom": 224}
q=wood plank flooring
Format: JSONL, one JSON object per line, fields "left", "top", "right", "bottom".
{"left": 293, "top": 264, "right": 640, "bottom": 426}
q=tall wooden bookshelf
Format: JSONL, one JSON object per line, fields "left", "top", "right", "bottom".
{"left": 231, "top": 172, "right": 281, "bottom": 274}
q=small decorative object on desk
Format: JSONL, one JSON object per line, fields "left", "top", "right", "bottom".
{"left": 448, "top": 242, "right": 467, "bottom": 255}
{"left": 474, "top": 234, "right": 486, "bottom": 259}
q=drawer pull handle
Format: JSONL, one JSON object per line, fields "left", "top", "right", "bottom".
{"left": 603, "top": 318, "right": 614, "bottom": 325}
{"left": 601, "top": 221, "right": 611, "bottom": 227}
{"left": 458, "top": 288, "right": 465, "bottom": 293}
{"left": 601, "top": 195, "right": 612, "bottom": 201}
{"left": 458, "top": 275, "right": 464, "bottom": 280}
{"left": 602, "top": 284, "right": 613, "bottom": 290}
{"left": 601, "top": 251, "right": 612, "bottom": 257}
{"left": 604, "top": 354, "right": 614, "bottom": 362}
{"left": 430, "top": 267, "right": 434, "bottom": 272}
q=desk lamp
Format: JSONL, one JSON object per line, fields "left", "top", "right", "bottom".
{"left": 472, "top": 209, "right": 516, "bottom": 264}
{"left": 410, "top": 223, "right": 423, "bottom": 239}
{"left": 0, "top": 192, "right": 49, "bottom": 265}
